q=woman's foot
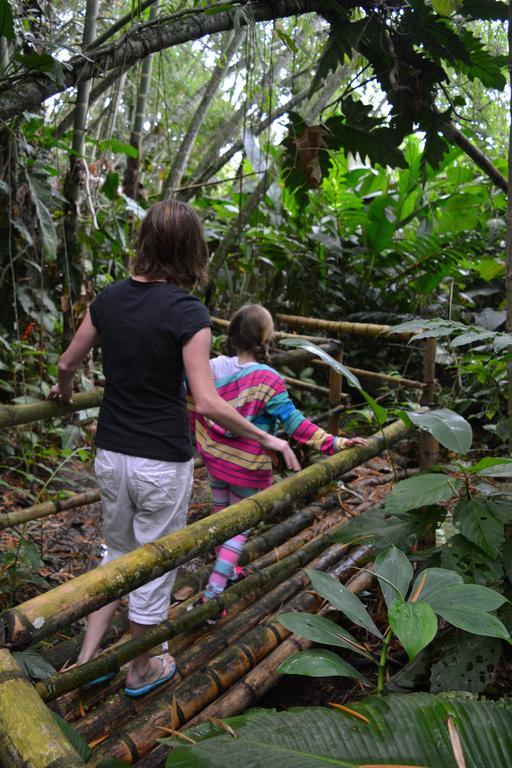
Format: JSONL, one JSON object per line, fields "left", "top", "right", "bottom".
{"left": 124, "top": 653, "right": 176, "bottom": 698}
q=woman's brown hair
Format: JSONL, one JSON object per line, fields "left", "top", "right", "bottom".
{"left": 132, "top": 201, "right": 209, "bottom": 288}
{"left": 228, "top": 304, "right": 274, "bottom": 363}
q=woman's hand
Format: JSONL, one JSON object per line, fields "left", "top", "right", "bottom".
{"left": 337, "top": 436, "right": 368, "bottom": 449}
{"left": 47, "top": 382, "right": 74, "bottom": 404}
{"left": 260, "top": 434, "right": 301, "bottom": 472}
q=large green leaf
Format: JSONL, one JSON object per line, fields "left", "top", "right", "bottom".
{"left": 306, "top": 570, "right": 382, "bottom": 638}
{"left": 374, "top": 546, "right": 413, "bottom": 607}
{"left": 277, "top": 649, "right": 367, "bottom": 682}
{"left": 388, "top": 599, "right": 438, "bottom": 660}
{"left": 332, "top": 503, "right": 446, "bottom": 553}
{"left": 407, "top": 408, "right": 473, "bottom": 454}
{"left": 424, "top": 583, "right": 507, "bottom": 614}
{"left": 435, "top": 605, "right": 510, "bottom": 639}
{"left": 52, "top": 712, "right": 92, "bottom": 762}
{"left": 278, "top": 338, "right": 362, "bottom": 390}
{"left": 430, "top": 633, "right": 502, "bottom": 693}
{"left": 410, "top": 567, "right": 463, "bottom": 607}
{"left": 453, "top": 498, "right": 505, "bottom": 557}
{"left": 384, "top": 473, "right": 456, "bottom": 514}
{"left": 168, "top": 694, "right": 512, "bottom": 767}
{"left": 0, "top": 0, "right": 13, "bottom": 40}
{"left": 277, "top": 613, "right": 369, "bottom": 658}
{"left": 441, "top": 534, "right": 504, "bottom": 586}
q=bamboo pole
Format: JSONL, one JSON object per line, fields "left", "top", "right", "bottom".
{"left": 311, "top": 360, "right": 426, "bottom": 389}
{"left": 36, "top": 511, "right": 350, "bottom": 700}
{"left": 0, "top": 420, "right": 408, "bottom": 649}
{"left": 0, "top": 649, "right": 85, "bottom": 767}
{"left": 276, "top": 313, "right": 414, "bottom": 341}
{"left": 89, "top": 546, "right": 369, "bottom": 766}
{"left": 212, "top": 316, "right": 337, "bottom": 345}
{"left": 185, "top": 569, "right": 374, "bottom": 729}
{"left": 77, "top": 540, "right": 367, "bottom": 746}
{"left": 283, "top": 375, "right": 329, "bottom": 396}
{"left": 270, "top": 343, "right": 338, "bottom": 370}
{"left": 328, "top": 346, "right": 343, "bottom": 435}
{"left": 0, "top": 489, "right": 101, "bottom": 530}
{"left": 419, "top": 338, "right": 438, "bottom": 470}
{"left": 0, "top": 389, "right": 103, "bottom": 430}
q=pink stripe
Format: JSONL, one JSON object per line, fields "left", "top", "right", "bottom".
{"left": 204, "top": 456, "right": 272, "bottom": 489}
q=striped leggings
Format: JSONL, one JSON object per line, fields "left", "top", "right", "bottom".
{"left": 204, "top": 475, "right": 267, "bottom": 600}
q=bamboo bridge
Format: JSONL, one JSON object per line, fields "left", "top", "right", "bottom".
{"left": 0, "top": 314, "right": 435, "bottom": 767}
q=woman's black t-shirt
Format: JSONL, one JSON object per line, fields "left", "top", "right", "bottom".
{"left": 89, "top": 278, "right": 211, "bottom": 462}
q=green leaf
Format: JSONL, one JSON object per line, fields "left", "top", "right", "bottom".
{"left": 278, "top": 338, "right": 361, "bottom": 390}
{"left": 98, "top": 138, "right": 138, "bottom": 158}
{"left": 436, "top": 605, "right": 510, "bottom": 639}
{"left": 410, "top": 567, "right": 463, "bottom": 607}
{"left": 277, "top": 649, "right": 368, "bottom": 681}
{"left": 384, "top": 473, "right": 456, "bottom": 514}
{"left": 0, "top": 0, "right": 13, "bottom": 40}
{"left": 374, "top": 547, "right": 413, "bottom": 607}
{"left": 431, "top": 0, "right": 460, "bottom": 14}
{"left": 388, "top": 599, "right": 438, "bottom": 660}
{"left": 12, "top": 650, "right": 55, "bottom": 681}
{"left": 407, "top": 408, "right": 472, "bottom": 455}
{"left": 361, "top": 390, "right": 388, "bottom": 426}
{"left": 475, "top": 459, "right": 512, "bottom": 478}
{"left": 26, "top": 170, "right": 58, "bottom": 261}
{"left": 430, "top": 633, "right": 502, "bottom": 693}
{"left": 167, "top": 694, "right": 512, "bottom": 767}
{"left": 441, "top": 534, "right": 504, "bottom": 586}
{"left": 453, "top": 498, "right": 504, "bottom": 557}
{"left": 52, "top": 712, "right": 92, "bottom": 762}
{"left": 306, "top": 570, "right": 382, "bottom": 638}
{"left": 460, "top": 0, "right": 507, "bottom": 20}
{"left": 425, "top": 583, "right": 507, "bottom": 614}
{"left": 277, "top": 613, "right": 369, "bottom": 657}
{"left": 101, "top": 171, "right": 120, "bottom": 200}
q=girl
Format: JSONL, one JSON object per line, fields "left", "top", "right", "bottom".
{"left": 49, "top": 204, "right": 299, "bottom": 697}
{"left": 192, "top": 303, "right": 367, "bottom": 605}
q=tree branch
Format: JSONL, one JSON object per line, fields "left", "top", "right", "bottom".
{"left": 444, "top": 123, "right": 507, "bottom": 192}
{"left": 0, "top": 0, "right": 328, "bottom": 123}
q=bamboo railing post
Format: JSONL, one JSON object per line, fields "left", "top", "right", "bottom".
{"left": 0, "top": 420, "right": 409, "bottom": 650}
{"left": 328, "top": 342, "right": 343, "bottom": 435}
{"left": 419, "top": 338, "right": 438, "bottom": 471}
{"left": 0, "top": 649, "right": 85, "bottom": 767}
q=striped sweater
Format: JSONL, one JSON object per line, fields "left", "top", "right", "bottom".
{"left": 190, "top": 356, "right": 342, "bottom": 489}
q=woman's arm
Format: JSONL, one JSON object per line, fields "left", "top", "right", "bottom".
{"left": 48, "top": 310, "right": 99, "bottom": 404}
{"left": 183, "top": 328, "right": 300, "bottom": 471}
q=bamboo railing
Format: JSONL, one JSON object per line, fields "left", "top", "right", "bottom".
{"left": 0, "top": 419, "right": 408, "bottom": 650}
{"left": 276, "top": 312, "right": 415, "bottom": 340}
{"left": 0, "top": 389, "right": 103, "bottom": 429}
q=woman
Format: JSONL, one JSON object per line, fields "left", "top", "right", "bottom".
{"left": 49, "top": 201, "right": 299, "bottom": 697}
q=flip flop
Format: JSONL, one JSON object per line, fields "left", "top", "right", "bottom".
{"left": 124, "top": 655, "right": 176, "bottom": 698}
{"left": 83, "top": 672, "right": 115, "bottom": 689}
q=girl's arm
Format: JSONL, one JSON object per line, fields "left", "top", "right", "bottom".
{"left": 48, "top": 310, "right": 99, "bottom": 404}
{"left": 183, "top": 328, "right": 301, "bottom": 471}
{"left": 265, "top": 384, "right": 367, "bottom": 454}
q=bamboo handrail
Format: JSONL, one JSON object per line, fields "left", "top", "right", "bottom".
{"left": 211, "top": 316, "right": 338, "bottom": 345}
{"left": 276, "top": 313, "right": 415, "bottom": 341}
{"left": 0, "top": 389, "right": 103, "bottom": 430}
{"left": 0, "top": 489, "right": 102, "bottom": 530}
{"left": 310, "top": 360, "right": 426, "bottom": 389}
{"left": 0, "top": 419, "right": 409, "bottom": 649}
{"left": 282, "top": 375, "right": 330, "bottom": 396}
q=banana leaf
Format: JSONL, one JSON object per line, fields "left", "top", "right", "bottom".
{"left": 166, "top": 693, "right": 512, "bottom": 767}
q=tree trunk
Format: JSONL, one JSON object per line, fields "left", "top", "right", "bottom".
{"left": 0, "top": 419, "right": 409, "bottom": 649}
{"left": 61, "top": 0, "right": 100, "bottom": 345}
{"left": 123, "top": 3, "right": 159, "bottom": 201}
{"left": 161, "top": 28, "right": 245, "bottom": 199}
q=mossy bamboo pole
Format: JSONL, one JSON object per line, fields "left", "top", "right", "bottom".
{"left": 0, "top": 489, "right": 101, "bottom": 530}
{"left": 185, "top": 568, "right": 374, "bottom": 730}
{"left": 0, "top": 649, "right": 85, "bottom": 767}
{"left": 0, "top": 389, "right": 103, "bottom": 429}
{"left": 36, "top": 512, "right": 350, "bottom": 701}
{"left": 76, "top": 540, "right": 367, "bottom": 745}
{"left": 89, "top": 545, "right": 369, "bottom": 765}
{"left": 212, "top": 316, "right": 337, "bottom": 345}
{"left": 0, "top": 419, "right": 408, "bottom": 650}
{"left": 276, "top": 313, "right": 414, "bottom": 341}
{"left": 41, "top": 494, "right": 339, "bottom": 670}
